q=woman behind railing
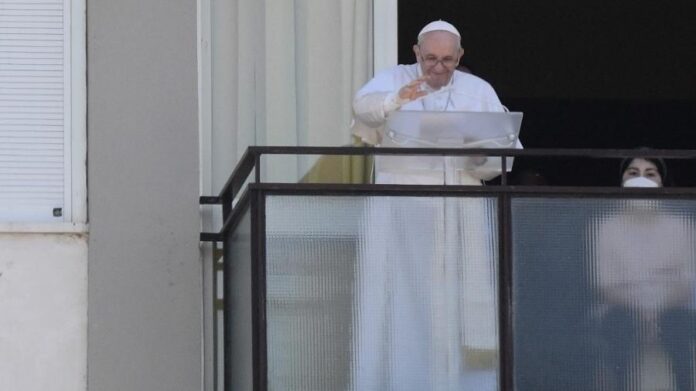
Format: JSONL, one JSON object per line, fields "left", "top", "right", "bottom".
{"left": 591, "top": 156, "right": 696, "bottom": 390}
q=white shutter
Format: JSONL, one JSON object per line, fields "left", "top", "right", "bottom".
{"left": 0, "top": 0, "right": 70, "bottom": 222}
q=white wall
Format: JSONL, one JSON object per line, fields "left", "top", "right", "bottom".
{"left": 0, "top": 234, "right": 87, "bottom": 391}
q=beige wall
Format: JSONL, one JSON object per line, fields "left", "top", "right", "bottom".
{"left": 0, "top": 234, "right": 87, "bottom": 391}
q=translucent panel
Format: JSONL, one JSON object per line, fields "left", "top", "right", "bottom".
{"left": 512, "top": 198, "right": 696, "bottom": 391}
{"left": 266, "top": 195, "right": 499, "bottom": 391}
{"left": 224, "top": 209, "right": 253, "bottom": 391}
{"left": 378, "top": 109, "right": 520, "bottom": 182}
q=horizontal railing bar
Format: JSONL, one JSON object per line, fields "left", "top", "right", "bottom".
{"left": 200, "top": 196, "right": 221, "bottom": 204}
{"left": 247, "top": 182, "right": 696, "bottom": 197}
{"left": 200, "top": 232, "right": 223, "bottom": 242}
{"left": 247, "top": 145, "right": 696, "bottom": 159}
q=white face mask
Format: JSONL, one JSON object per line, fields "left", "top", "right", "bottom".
{"left": 622, "top": 176, "right": 660, "bottom": 188}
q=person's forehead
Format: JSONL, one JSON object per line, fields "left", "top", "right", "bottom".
{"left": 628, "top": 158, "right": 658, "bottom": 170}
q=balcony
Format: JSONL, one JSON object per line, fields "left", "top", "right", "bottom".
{"left": 201, "top": 147, "right": 696, "bottom": 391}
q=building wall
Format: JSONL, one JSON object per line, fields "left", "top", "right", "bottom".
{"left": 87, "top": 0, "right": 201, "bottom": 390}
{"left": 0, "top": 234, "right": 87, "bottom": 391}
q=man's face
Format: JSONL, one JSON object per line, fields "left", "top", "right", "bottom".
{"left": 413, "top": 31, "right": 463, "bottom": 90}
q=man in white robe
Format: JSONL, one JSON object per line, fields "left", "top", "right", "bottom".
{"left": 352, "top": 21, "right": 507, "bottom": 149}
{"left": 350, "top": 20, "right": 515, "bottom": 390}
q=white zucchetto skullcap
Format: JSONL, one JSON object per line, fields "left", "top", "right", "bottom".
{"left": 417, "top": 20, "right": 461, "bottom": 40}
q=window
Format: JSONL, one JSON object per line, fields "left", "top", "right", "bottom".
{"left": 0, "top": 0, "right": 85, "bottom": 223}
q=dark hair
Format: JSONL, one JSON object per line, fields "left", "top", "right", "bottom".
{"left": 619, "top": 156, "right": 669, "bottom": 186}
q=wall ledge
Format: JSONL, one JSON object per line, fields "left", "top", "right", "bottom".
{"left": 0, "top": 223, "right": 89, "bottom": 234}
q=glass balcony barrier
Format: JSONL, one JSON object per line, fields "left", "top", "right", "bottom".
{"left": 201, "top": 147, "right": 696, "bottom": 391}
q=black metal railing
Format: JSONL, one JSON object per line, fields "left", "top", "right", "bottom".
{"left": 201, "top": 147, "right": 696, "bottom": 391}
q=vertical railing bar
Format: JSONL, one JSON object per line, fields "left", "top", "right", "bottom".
{"left": 255, "top": 151, "right": 261, "bottom": 184}
{"left": 259, "top": 191, "right": 268, "bottom": 391}
{"left": 497, "top": 193, "right": 514, "bottom": 390}
{"left": 212, "top": 241, "right": 218, "bottom": 391}
{"left": 497, "top": 194, "right": 506, "bottom": 390}
{"left": 250, "top": 189, "right": 260, "bottom": 390}
{"left": 251, "top": 189, "right": 268, "bottom": 390}
{"left": 501, "top": 153, "right": 508, "bottom": 186}
{"left": 223, "top": 236, "right": 232, "bottom": 391}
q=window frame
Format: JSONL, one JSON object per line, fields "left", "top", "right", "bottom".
{"left": 0, "top": 0, "right": 86, "bottom": 232}
{"left": 373, "top": 0, "right": 398, "bottom": 73}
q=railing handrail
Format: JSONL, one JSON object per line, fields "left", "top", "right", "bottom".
{"left": 199, "top": 146, "right": 696, "bottom": 241}
{"left": 245, "top": 145, "right": 696, "bottom": 158}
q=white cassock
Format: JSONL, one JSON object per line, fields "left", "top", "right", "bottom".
{"left": 350, "top": 63, "right": 519, "bottom": 390}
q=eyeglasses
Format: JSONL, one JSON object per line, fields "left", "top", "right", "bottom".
{"left": 419, "top": 53, "right": 458, "bottom": 69}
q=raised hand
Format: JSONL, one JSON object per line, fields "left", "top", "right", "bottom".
{"left": 398, "top": 76, "right": 430, "bottom": 102}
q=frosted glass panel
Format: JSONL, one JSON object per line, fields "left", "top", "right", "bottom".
{"left": 224, "top": 209, "right": 252, "bottom": 391}
{"left": 265, "top": 195, "right": 500, "bottom": 391}
{"left": 513, "top": 198, "right": 696, "bottom": 391}
{"left": 266, "top": 196, "right": 362, "bottom": 391}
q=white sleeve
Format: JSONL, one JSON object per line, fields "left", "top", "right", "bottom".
{"left": 351, "top": 67, "right": 411, "bottom": 144}
{"left": 352, "top": 91, "right": 410, "bottom": 127}
{"left": 352, "top": 67, "right": 413, "bottom": 125}
{"left": 352, "top": 92, "right": 390, "bottom": 128}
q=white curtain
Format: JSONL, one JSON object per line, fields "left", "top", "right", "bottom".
{"left": 202, "top": 3, "right": 374, "bottom": 388}
{"left": 208, "top": 0, "right": 373, "bottom": 188}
